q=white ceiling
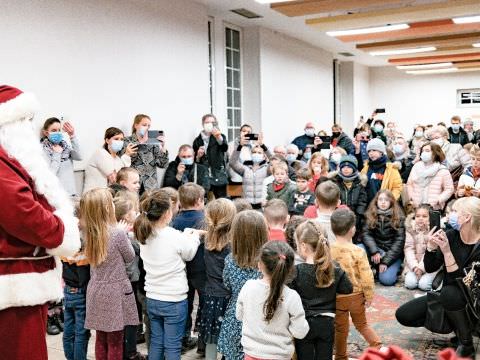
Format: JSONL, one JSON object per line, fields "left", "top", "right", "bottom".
{"left": 196, "top": 0, "right": 389, "bottom": 66}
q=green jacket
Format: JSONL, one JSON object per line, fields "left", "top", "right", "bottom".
{"left": 266, "top": 182, "right": 297, "bottom": 206}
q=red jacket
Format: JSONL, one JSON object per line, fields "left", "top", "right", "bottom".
{"left": 0, "top": 145, "right": 65, "bottom": 310}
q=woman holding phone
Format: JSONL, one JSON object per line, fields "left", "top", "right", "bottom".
{"left": 124, "top": 114, "right": 169, "bottom": 193}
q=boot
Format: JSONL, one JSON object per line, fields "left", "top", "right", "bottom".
{"left": 54, "top": 312, "right": 64, "bottom": 332}
{"left": 181, "top": 335, "right": 198, "bottom": 353}
{"left": 46, "top": 315, "right": 61, "bottom": 335}
{"left": 446, "top": 308, "right": 475, "bottom": 359}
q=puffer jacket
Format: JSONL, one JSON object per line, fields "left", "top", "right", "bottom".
{"left": 403, "top": 214, "right": 429, "bottom": 272}
{"left": 458, "top": 166, "right": 480, "bottom": 190}
{"left": 441, "top": 142, "right": 471, "bottom": 171}
{"left": 335, "top": 132, "right": 354, "bottom": 155}
{"left": 230, "top": 148, "right": 269, "bottom": 205}
{"left": 362, "top": 212, "right": 405, "bottom": 266}
{"left": 406, "top": 162, "right": 454, "bottom": 210}
{"left": 360, "top": 162, "right": 403, "bottom": 200}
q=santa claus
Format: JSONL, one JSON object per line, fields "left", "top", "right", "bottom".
{"left": 0, "top": 85, "right": 80, "bottom": 359}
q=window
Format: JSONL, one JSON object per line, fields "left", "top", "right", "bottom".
{"left": 225, "top": 26, "right": 242, "bottom": 142}
{"left": 208, "top": 19, "right": 215, "bottom": 114}
{"left": 457, "top": 89, "right": 480, "bottom": 107}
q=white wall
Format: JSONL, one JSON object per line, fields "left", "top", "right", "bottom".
{"left": 1, "top": 0, "right": 211, "bottom": 172}
{"left": 353, "top": 63, "right": 371, "bottom": 126}
{"left": 370, "top": 66, "right": 480, "bottom": 137}
{"left": 258, "top": 28, "right": 334, "bottom": 147}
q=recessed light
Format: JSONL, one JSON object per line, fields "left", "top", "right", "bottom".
{"left": 255, "top": 0, "right": 295, "bottom": 3}
{"left": 370, "top": 46, "right": 436, "bottom": 56}
{"left": 406, "top": 68, "right": 459, "bottom": 75}
{"left": 473, "top": 43, "right": 480, "bottom": 48}
{"left": 326, "top": 24, "right": 409, "bottom": 37}
{"left": 452, "top": 15, "right": 480, "bottom": 24}
{"left": 396, "top": 62, "right": 453, "bottom": 70}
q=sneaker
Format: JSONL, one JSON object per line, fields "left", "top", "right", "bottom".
{"left": 46, "top": 316, "right": 61, "bottom": 335}
{"left": 181, "top": 336, "right": 198, "bottom": 353}
{"left": 136, "top": 332, "right": 146, "bottom": 345}
{"left": 126, "top": 352, "right": 147, "bottom": 360}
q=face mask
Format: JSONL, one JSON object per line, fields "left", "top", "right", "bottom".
{"left": 432, "top": 138, "right": 444, "bottom": 147}
{"left": 251, "top": 154, "right": 264, "bottom": 163}
{"left": 137, "top": 126, "right": 147, "bottom": 137}
{"left": 451, "top": 124, "right": 460, "bottom": 132}
{"left": 331, "top": 153, "right": 342, "bottom": 164}
{"left": 203, "top": 123, "right": 214, "bottom": 133}
{"left": 304, "top": 152, "right": 312, "bottom": 160}
{"left": 181, "top": 157, "right": 194, "bottom": 166}
{"left": 313, "top": 165, "right": 322, "bottom": 173}
{"left": 374, "top": 124, "right": 384, "bottom": 133}
{"left": 305, "top": 129, "right": 315, "bottom": 137}
{"left": 415, "top": 131, "right": 424, "bottom": 138}
{"left": 421, "top": 152, "right": 432, "bottom": 163}
{"left": 448, "top": 212, "right": 461, "bottom": 231}
{"left": 48, "top": 132, "right": 63, "bottom": 144}
{"left": 393, "top": 144, "right": 404, "bottom": 155}
{"left": 111, "top": 139, "right": 124, "bottom": 153}
{"left": 332, "top": 132, "right": 341, "bottom": 138}
{"left": 286, "top": 154, "right": 297, "bottom": 163}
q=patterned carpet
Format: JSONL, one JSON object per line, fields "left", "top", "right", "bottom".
{"left": 346, "top": 284, "right": 460, "bottom": 360}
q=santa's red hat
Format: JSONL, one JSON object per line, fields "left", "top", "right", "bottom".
{"left": 0, "top": 85, "right": 39, "bottom": 127}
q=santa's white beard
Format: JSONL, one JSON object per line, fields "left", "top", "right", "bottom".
{"left": 0, "top": 119, "right": 73, "bottom": 212}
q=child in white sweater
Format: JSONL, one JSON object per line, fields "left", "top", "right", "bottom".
{"left": 236, "top": 241, "right": 309, "bottom": 360}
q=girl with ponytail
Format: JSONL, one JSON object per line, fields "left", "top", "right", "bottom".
{"left": 290, "top": 220, "right": 353, "bottom": 360}
{"left": 135, "top": 189, "right": 202, "bottom": 360}
{"left": 236, "top": 241, "right": 309, "bottom": 360}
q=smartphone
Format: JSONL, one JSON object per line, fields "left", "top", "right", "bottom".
{"left": 136, "top": 143, "right": 149, "bottom": 151}
{"left": 245, "top": 133, "right": 259, "bottom": 141}
{"left": 318, "top": 136, "right": 331, "bottom": 149}
{"left": 375, "top": 108, "right": 386, "bottom": 114}
{"left": 429, "top": 210, "right": 441, "bottom": 231}
{"left": 148, "top": 130, "right": 163, "bottom": 138}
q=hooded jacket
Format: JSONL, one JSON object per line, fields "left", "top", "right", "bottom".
{"left": 360, "top": 162, "right": 403, "bottom": 200}
{"left": 163, "top": 157, "right": 210, "bottom": 192}
{"left": 448, "top": 126, "right": 470, "bottom": 147}
{"left": 403, "top": 214, "right": 429, "bottom": 272}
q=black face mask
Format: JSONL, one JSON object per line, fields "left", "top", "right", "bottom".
{"left": 332, "top": 132, "right": 341, "bottom": 138}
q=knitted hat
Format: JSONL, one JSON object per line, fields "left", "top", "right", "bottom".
{"left": 339, "top": 155, "right": 358, "bottom": 170}
{"left": 367, "top": 138, "right": 386, "bottom": 154}
{"left": 0, "top": 85, "right": 38, "bottom": 127}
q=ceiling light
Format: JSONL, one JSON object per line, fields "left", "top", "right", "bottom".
{"left": 370, "top": 46, "right": 436, "bottom": 56}
{"left": 452, "top": 15, "right": 480, "bottom": 24}
{"left": 473, "top": 43, "right": 480, "bottom": 48}
{"left": 255, "top": 0, "right": 296, "bottom": 4}
{"left": 326, "top": 24, "right": 409, "bottom": 37}
{"left": 396, "top": 62, "right": 453, "bottom": 70}
{"left": 406, "top": 68, "right": 459, "bottom": 75}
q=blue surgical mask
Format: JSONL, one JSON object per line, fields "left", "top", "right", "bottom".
{"left": 448, "top": 212, "right": 461, "bottom": 231}
{"left": 374, "top": 124, "right": 384, "bottom": 133}
{"left": 451, "top": 124, "right": 460, "bottom": 132}
{"left": 48, "top": 132, "right": 63, "bottom": 144}
{"left": 286, "top": 154, "right": 297, "bottom": 163}
{"left": 393, "top": 144, "right": 404, "bottom": 155}
{"left": 251, "top": 153, "right": 264, "bottom": 163}
{"left": 111, "top": 140, "right": 124, "bottom": 153}
{"left": 137, "top": 127, "right": 147, "bottom": 137}
{"left": 181, "top": 157, "right": 194, "bottom": 166}
{"left": 304, "top": 152, "right": 312, "bottom": 160}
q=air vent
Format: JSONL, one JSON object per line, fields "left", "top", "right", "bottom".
{"left": 230, "top": 8, "right": 263, "bottom": 19}
{"left": 338, "top": 52, "right": 354, "bottom": 57}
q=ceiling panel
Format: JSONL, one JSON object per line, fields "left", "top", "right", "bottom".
{"left": 388, "top": 52, "right": 480, "bottom": 65}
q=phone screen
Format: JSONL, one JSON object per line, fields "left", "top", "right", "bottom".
{"left": 429, "top": 210, "right": 441, "bottom": 230}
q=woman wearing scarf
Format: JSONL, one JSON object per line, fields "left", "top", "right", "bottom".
{"left": 41, "top": 117, "right": 82, "bottom": 196}
{"left": 328, "top": 155, "right": 368, "bottom": 243}
{"left": 360, "top": 138, "right": 403, "bottom": 204}
{"left": 407, "top": 142, "right": 454, "bottom": 211}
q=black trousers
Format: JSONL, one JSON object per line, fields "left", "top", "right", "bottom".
{"left": 396, "top": 284, "right": 468, "bottom": 328}
{"left": 124, "top": 282, "right": 142, "bottom": 357}
{"left": 210, "top": 185, "right": 227, "bottom": 199}
{"left": 295, "top": 315, "right": 334, "bottom": 360}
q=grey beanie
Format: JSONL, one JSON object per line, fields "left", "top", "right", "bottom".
{"left": 367, "top": 138, "right": 386, "bottom": 154}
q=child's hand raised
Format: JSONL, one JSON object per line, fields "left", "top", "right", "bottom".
{"left": 118, "top": 220, "right": 132, "bottom": 233}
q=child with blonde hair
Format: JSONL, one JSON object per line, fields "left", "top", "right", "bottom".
{"left": 198, "top": 199, "right": 236, "bottom": 359}
{"left": 82, "top": 188, "right": 139, "bottom": 359}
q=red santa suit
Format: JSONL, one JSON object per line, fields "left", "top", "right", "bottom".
{"left": 0, "top": 85, "right": 80, "bottom": 360}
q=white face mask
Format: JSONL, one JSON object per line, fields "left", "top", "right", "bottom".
{"left": 432, "top": 138, "right": 444, "bottom": 147}
{"left": 421, "top": 152, "right": 432, "bottom": 163}
{"left": 305, "top": 128, "right": 315, "bottom": 137}
{"left": 203, "top": 123, "right": 214, "bottom": 133}
{"left": 415, "top": 131, "right": 423, "bottom": 138}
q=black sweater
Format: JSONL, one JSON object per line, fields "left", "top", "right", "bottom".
{"left": 289, "top": 262, "right": 352, "bottom": 317}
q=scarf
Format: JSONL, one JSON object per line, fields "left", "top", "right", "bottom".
{"left": 273, "top": 182, "right": 285, "bottom": 192}
{"left": 42, "top": 138, "right": 71, "bottom": 162}
{"left": 338, "top": 168, "right": 359, "bottom": 182}
{"left": 413, "top": 162, "right": 445, "bottom": 203}
{"left": 368, "top": 155, "right": 387, "bottom": 170}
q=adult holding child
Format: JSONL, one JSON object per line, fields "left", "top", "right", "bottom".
{"left": 396, "top": 197, "right": 480, "bottom": 358}
{"left": 84, "top": 127, "right": 137, "bottom": 193}
{"left": 457, "top": 145, "right": 480, "bottom": 198}
{"left": 124, "top": 114, "right": 169, "bottom": 192}
{"left": 193, "top": 114, "right": 229, "bottom": 199}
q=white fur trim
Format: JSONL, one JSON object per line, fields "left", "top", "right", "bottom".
{"left": 0, "top": 92, "right": 39, "bottom": 127}
{"left": 0, "top": 257, "right": 63, "bottom": 311}
{"left": 46, "top": 210, "right": 81, "bottom": 257}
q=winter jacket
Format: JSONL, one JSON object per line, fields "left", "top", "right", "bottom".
{"left": 362, "top": 212, "right": 405, "bottom": 266}
{"left": 193, "top": 132, "right": 229, "bottom": 178}
{"left": 266, "top": 181, "right": 297, "bottom": 205}
{"left": 407, "top": 162, "right": 454, "bottom": 210}
{"left": 396, "top": 157, "right": 414, "bottom": 183}
{"left": 163, "top": 157, "right": 210, "bottom": 192}
{"left": 230, "top": 147, "right": 269, "bottom": 205}
{"left": 440, "top": 142, "right": 471, "bottom": 172}
{"left": 458, "top": 166, "right": 480, "bottom": 190}
{"left": 448, "top": 127, "right": 470, "bottom": 146}
{"left": 403, "top": 214, "right": 429, "bottom": 272}
{"left": 360, "top": 162, "right": 403, "bottom": 200}
{"left": 291, "top": 134, "right": 315, "bottom": 152}
{"left": 335, "top": 132, "right": 354, "bottom": 155}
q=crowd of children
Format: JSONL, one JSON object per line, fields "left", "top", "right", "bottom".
{"left": 39, "top": 112, "right": 480, "bottom": 360}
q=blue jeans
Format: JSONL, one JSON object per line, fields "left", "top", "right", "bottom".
{"left": 358, "top": 244, "right": 402, "bottom": 286}
{"left": 147, "top": 298, "right": 188, "bottom": 360}
{"left": 63, "top": 286, "right": 90, "bottom": 360}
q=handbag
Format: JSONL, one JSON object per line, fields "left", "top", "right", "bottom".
{"left": 424, "top": 291, "right": 454, "bottom": 334}
{"left": 209, "top": 166, "right": 228, "bottom": 187}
